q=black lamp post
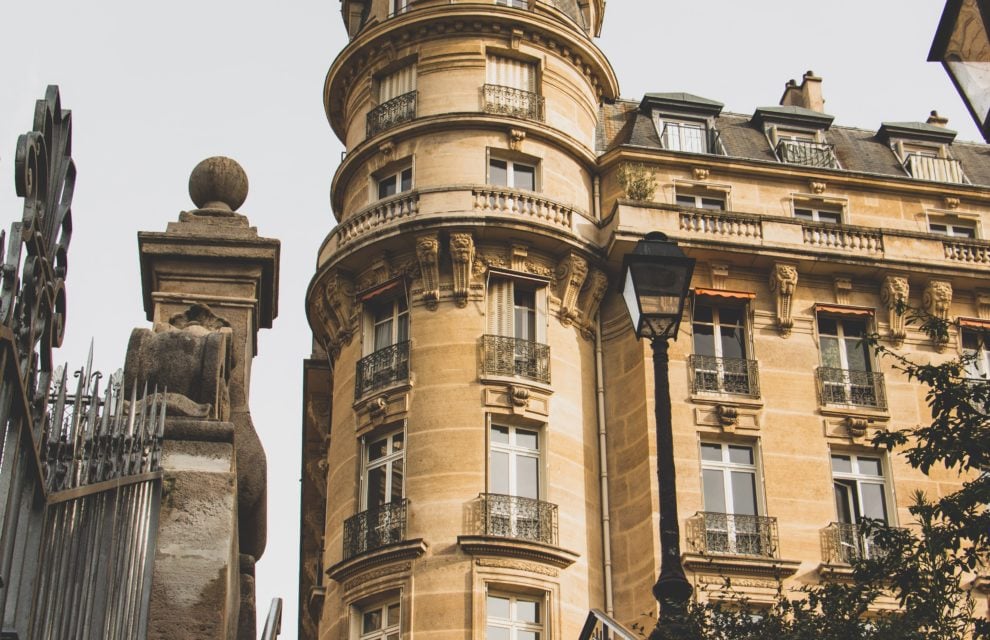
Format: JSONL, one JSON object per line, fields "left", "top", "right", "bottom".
{"left": 930, "top": 0, "right": 990, "bottom": 142}
{"left": 620, "top": 232, "right": 696, "bottom": 637}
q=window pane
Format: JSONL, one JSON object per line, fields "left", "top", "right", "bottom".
{"left": 518, "top": 632, "right": 539, "bottom": 640}
{"left": 516, "top": 599, "right": 539, "bottom": 623}
{"left": 693, "top": 304, "right": 713, "bottom": 324}
{"left": 487, "top": 595, "right": 510, "bottom": 619}
{"left": 364, "top": 610, "right": 383, "bottom": 633}
{"left": 517, "top": 455, "right": 539, "bottom": 499}
{"left": 516, "top": 429, "right": 539, "bottom": 450}
{"left": 728, "top": 445, "right": 753, "bottom": 465}
{"left": 676, "top": 194, "right": 696, "bottom": 207}
{"left": 396, "top": 313, "right": 409, "bottom": 343}
{"left": 701, "top": 443, "right": 723, "bottom": 462}
{"left": 719, "top": 325, "right": 745, "bottom": 359}
{"left": 702, "top": 469, "right": 726, "bottom": 513}
{"left": 487, "top": 627, "right": 509, "bottom": 640}
{"left": 834, "top": 481, "right": 854, "bottom": 523}
{"left": 390, "top": 458, "right": 404, "bottom": 502}
{"left": 391, "top": 433, "right": 404, "bottom": 452}
{"left": 378, "top": 175, "right": 397, "bottom": 199}
{"left": 700, "top": 197, "right": 724, "bottom": 210}
{"left": 490, "top": 159, "right": 508, "bottom": 187}
{"left": 387, "top": 604, "right": 400, "bottom": 626}
{"left": 718, "top": 307, "right": 743, "bottom": 326}
{"left": 819, "top": 336, "right": 841, "bottom": 368}
{"left": 375, "top": 318, "right": 393, "bottom": 351}
{"left": 963, "top": 329, "right": 982, "bottom": 351}
{"left": 730, "top": 471, "right": 757, "bottom": 515}
{"left": 368, "top": 438, "right": 389, "bottom": 461}
{"left": 860, "top": 483, "right": 887, "bottom": 521}
{"left": 491, "top": 425, "right": 510, "bottom": 444}
{"left": 831, "top": 455, "right": 852, "bottom": 473}
{"left": 819, "top": 211, "right": 841, "bottom": 224}
{"left": 692, "top": 323, "right": 715, "bottom": 357}
{"left": 818, "top": 317, "right": 838, "bottom": 336}
{"left": 490, "top": 451, "right": 510, "bottom": 494}
{"left": 845, "top": 338, "right": 870, "bottom": 372}
{"left": 857, "top": 457, "right": 882, "bottom": 476}
{"left": 514, "top": 164, "right": 536, "bottom": 191}
{"left": 794, "top": 208, "right": 814, "bottom": 220}
{"left": 400, "top": 168, "right": 412, "bottom": 192}
{"left": 367, "top": 466, "right": 387, "bottom": 508}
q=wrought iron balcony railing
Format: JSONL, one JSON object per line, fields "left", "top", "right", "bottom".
{"left": 367, "top": 90, "right": 417, "bottom": 138}
{"left": 481, "top": 335, "right": 550, "bottom": 384}
{"left": 816, "top": 367, "right": 887, "bottom": 410}
{"left": 355, "top": 341, "right": 410, "bottom": 399}
{"left": 481, "top": 84, "right": 545, "bottom": 122}
{"left": 776, "top": 139, "right": 839, "bottom": 168}
{"left": 688, "top": 512, "right": 779, "bottom": 558}
{"left": 479, "top": 493, "right": 558, "bottom": 545}
{"left": 660, "top": 123, "right": 723, "bottom": 155}
{"left": 688, "top": 355, "right": 760, "bottom": 397}
{"left": 822, "top": 521, "right": 894, "bottom": 564}
{"left": 904, "top": 153, "right": 963, "bottom": 183}
{"left": 343, "top": 499, "right": 408, "bottom": 560}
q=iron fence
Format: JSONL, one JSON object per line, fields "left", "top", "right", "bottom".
{"left": 688, "top": 355, "right": 760, "bottom": 397}
{"left": 822, "top": 521, "right": 891, "bottom": 564}
{"left": 367, "top": 91, "right": 417, "bottom": 138}
{"left": 816, "top": 367, "right": 887, "bottom": 410}
{"left": 342, "top": 499, "right": 408, "bottom": 560}
{"left": 688, "top": 512, "right": 778, "bottom": 558}
{"left": 776, "top": 139, "right": 839, "bottom": 168}
{"left": 481, "top": 85, "right": 545, "bottom": 122}
{"left": 479, "top": 493, "right": 557, "bottom": 545}
{"left": 903, "top": 154, "right": 963, "bottom": 183}
{"left": 355, "top": 341, "right": 410, "bottom": 399}
{"left": 481, "top": 335, "right": 550, "bottom": 384}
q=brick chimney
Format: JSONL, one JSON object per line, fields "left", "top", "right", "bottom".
{"left": 779, "top": 70, "right": 825, "bottom": 113}
{"left": 926, "top": 110, "right": 950, "bottom": 127}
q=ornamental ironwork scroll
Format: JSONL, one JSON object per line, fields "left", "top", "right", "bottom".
{"left": 0, "top": 86, "right": 164, "bottom": 640}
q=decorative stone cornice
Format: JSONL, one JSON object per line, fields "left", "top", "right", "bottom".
{"left": 769, "top": 262, "right": 798, "bottom": 337}
{"left": 457, "top": 535, "right": 578, "bottom": 569}
{"left": 326, "top": 539, "right": 427, "bottom": 584}
{"left": 682, "top": 553, "right": 801, "bottom": 579}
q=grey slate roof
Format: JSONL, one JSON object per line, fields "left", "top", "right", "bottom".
{"left": 597, "top": 99, "right": 990, "bottom": 187}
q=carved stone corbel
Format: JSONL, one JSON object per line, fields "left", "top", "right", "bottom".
{"left": 415, "top": 233, "right": 440, "bottom": 310}
{"left": 833, "top": 277, "right": 852, "bottom": 306}
{"left": 769, "top": 263, "right": 798, "bottom": 337}
{"left": 449, "top": 232, "right": 475, "bottom": 307}
{"left": 977, "top": 290, "right": 990, "bottom": 321}
{"left": 809, "top": 181, "right": 827, "bottom": 194}
{"left": 511, "top": 244, "right": 528, "bottom": 271}
{"left": 923, "top": 279, "right": 953, "bottom": 349}
{"left": 692, "top": 167, "right": 710, "bottom": 181}
{"left": 577, "top": 269, "right": 609, "bottom": 339}
{"left": 715, "top": 404, "right": 739, "bottom": 429}
{"left": 880, "top": 275, "right": 909, "bottom": 346}
{"left": 710, "top": 263, "right": 729, "bottom": 290}
{"left": 844, "top": 416, "right": 870, "bottom": 438}
{"left": 508, "top": 129, "right": 526, "bottom": 152}
{"left": 319, "top": 271, "right": 357, "bottom": 358}
{"left": 555, "top": 252, "right": 588, "bottom": 326}
{"left": 509, "top": 385, "right": 529, "bottom": 407}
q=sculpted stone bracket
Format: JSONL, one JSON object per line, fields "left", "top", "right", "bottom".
{"left": 693, "top": 403, "right": 760, "bottom": 433}
{"left": 977, "top": 290, "right": 990, "bottom": 321}
{"left": 416, "top": 233, "right": 440, "bottom": 309}
{"left": 880, "top": 275, "right": 909, "bottom": 346}
{"left": 313, "top": 270, "right": 358, "bottom": 359}
{"left": 833, "top": 277, "right": 852, "bottom": 306}
{"left": 449, "top": 232, "right": 475, "bottom": 308}
{"left": 923, "top": 279, "right": 953, "bottom": 350}
{"left": 555, "top": 252, "right": 588, "bottom": 326}
{"left": 769, "top": 262, "right": 798, "bottom": 337}
{"left": 709, "top": 262, "right": 729, "bottom": 290}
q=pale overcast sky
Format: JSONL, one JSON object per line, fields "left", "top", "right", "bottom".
{"left": 0, "top": 1, "right": 975, "bottom": 636}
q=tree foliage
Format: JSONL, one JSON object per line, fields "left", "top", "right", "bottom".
{"left": 643, "top": 311, "right": 989, "bottom": 639}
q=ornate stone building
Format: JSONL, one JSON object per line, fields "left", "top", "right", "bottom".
{"left": 299, "top": 2, "right": 989, "bottom": 639}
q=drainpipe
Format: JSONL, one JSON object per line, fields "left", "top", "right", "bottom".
{"left": 595, "top": 315, "right": 614, "bottom": 616}
{"left": 593, "top": 175, "right": 602, "bottom": 221}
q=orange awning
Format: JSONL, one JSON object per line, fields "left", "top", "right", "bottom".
{"left": 359, "top": 279, "right": 402, "bottom": 301}
{"left": 959, "top": 317, "right": 990, "bottom": 329}
{"left": 694, "top": 288, "right": 755, "bottom": 300}
{"left": 815, "top": 304, "right": 874, "bottom": 316}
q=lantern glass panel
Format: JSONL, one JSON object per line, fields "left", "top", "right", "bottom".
{"left": 947, "top": 60, "right": 990, "bottom": 125}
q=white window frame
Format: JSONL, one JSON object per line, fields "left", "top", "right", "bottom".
{"left": 928, "top": 214, "right": 978, "bottom": 239}
{"left": 488, "top": 155, "right": 538, "bottom": 191}
{"left": 817, "top": 314, "right": 873, "bottom": 373}
{"left": 361, "top": 427, "right": 406, "bottom": 511}
{"left": 691, "top": 298, "right": 752, "bottom": 395}
{"left": 700, "top": 442, "right": 765, "bottom": 554}
{"left": 389, "top": 0, "right": 409, "bottom": 17}
{"left": 485, "top": 591, "right": 544, "bottom": 640}
{"left": 365, "top": 295, "right": 409, "bottom": 356}
{"left": 962, "top": 327, "right": 990, "bottom": 379}
{"left": 658, "top": 119, "right": 708, "bottom": 154}
{"left": 376, "top": 164, "right": 413, "bottom": 200}
{"left": 793, "top": 202, "right": 843, "bottom": 224}
{"left": 357, "top": 599, "right": 401, "bottom": 640}
{"left": 675, "top": 192, "right": 725, "bottom": 211}
{"left": 830, "top": 452, "right": 892, "bottom": 526}
{"left": 488, "top": 423, "right": 542, "bottom": 500}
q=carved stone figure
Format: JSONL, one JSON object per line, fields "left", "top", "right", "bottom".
{"left": 449, "top": 233, "right": 475, "bottom": 307}
{"left": 555, "top": 252, "right": 588, "bottom": 326}
{"left": 321, "top": 271, "right": 357, "bottom": 357}
{"left": 880, "top": 276, "right": 909, "bottom": 346}
{"left": 769, "top": 263, "right": 798, "bottom": 337}
{"left": 416, "top": 233, "right": 440, "bottom": 309}
{"left": 923, "top": 279, "right": 953, "bottom": 349}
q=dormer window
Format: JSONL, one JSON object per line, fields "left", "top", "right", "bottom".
{"left": 659, "top": 120, "right": 709, "bottom": 154}
{"left": 641, "top": 93, "right": 725, "bottom": 156}
{"left": 771, "top": 128, "right": 839, "bottom": 169}
{"left": 878, "top": 121, "right": 965, "bottom": 184}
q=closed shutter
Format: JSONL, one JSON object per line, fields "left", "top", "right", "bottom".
{"left": 380, "top": 64, "right": 417, "bottom": 102}
{"left": 487, "top": 278, "right": 514, "bottom": 336}
{"left": 486, "top": 55, "right": 535, "bottom": 93}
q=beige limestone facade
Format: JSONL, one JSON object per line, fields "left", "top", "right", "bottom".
{"left": 300, "top": 3, "right": 990, "bottom": 639}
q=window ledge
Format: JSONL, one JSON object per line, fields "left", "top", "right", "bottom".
{"left": 307, "top": 585, "right": 326, "bottom": 618}
{"left": 457, "top": 535, "right": 578, "bottom": 569}
{"left": 690, "top": 394, "right": 763, "bottom": 410}
{"left": 353, "top": 380, "right": 414, "bottom": 410}
{"left": 818, "top": 562, "right": 856, "bottom": 581}
{"left": 480, "top": 374, "right": 553, "bottom": 394}
{"left": 819, "top": 405, "right": 890, "bottom": 422}
{"left": 682, "top": 552, "right": 800, "bottom": 578}
{"left": 326, "top": 538, "right": 427, "bottom": 583}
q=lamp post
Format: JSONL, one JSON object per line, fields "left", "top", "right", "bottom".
{"left": 620, "top": 232, "right": 696, "bottom": 638}
{"left": 930, "top": 0, "right": 990, "bottom": 141}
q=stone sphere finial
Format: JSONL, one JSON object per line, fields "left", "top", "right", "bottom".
{"left": 188, "top": 156, "right": 248, "bottom": 211}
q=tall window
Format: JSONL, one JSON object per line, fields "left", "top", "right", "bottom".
{"left": 484, "top": 55, "right": 543, "bottom": 121}
{"left": 389, "top": 0, "right": 409, "bottom": 16}
{"left": 691, "top": 301, "right": 755, "bottom": 396}
{"left": 817, "top": 314, "right": 880, "bottom": 407}
{"left": 359, "top": 600, "right": 400, "bottom": 640}
{"left": 486, "top": 593, "right": 542, "bottom": 640}
{"left": 489, "top": 157, "right": 536, "bottom": 191}
{"left": 485, "top": 278, "right": 548, "bottom": 383}
{"left": 356, "top": 294, "right": 410, "bottom": 399}
{"left": 700, "top": 443, "right": 765, "bottom": 555}
{"left": 378, "top": 64, "right": 416, "bottom": 103}
{"left": 377, "top": 165, "right": 413, "bottom": 199}
{"left": 487, "top": 55, "right": 536, "bottom": 93}
{"left": 832, "top": 453, "right": 889, "bottom": 525}
{"left": 363, "top": 429, "right": 405, "bottom": 511}
{"left": 962, "top": 328, "right": 990, "bottom": 378}
{"left": 371, "top": 298, "right": 409, "bottom": 353}
{"left": 490, "top": 425, "right": 540, "bottom": 500}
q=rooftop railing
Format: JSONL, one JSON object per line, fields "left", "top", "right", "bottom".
{"left": 816, "top": 367, "right": 887, "bottom": 410}
{"left": 904, "top": 153, "right": 963, "bottom": 183}
{"left": 776, "top": 139, "right": 839, "bottom": 169}
{"left": 689, "top": 355, "right": 760, "bottom": 398}
{"left": 367, "top": 90, "right": 417, "bottom": 138}
{"left": 688, "top": 512, "right": 779, "bottom": 558}
{"left": 343, "top": 499, "right": 409, "bottom": 560}
{"left": 481, "top": 335, "right": 550, "bottom": 384}
{"left": 481, "top": 84, "right": 545, "bottom": 122}
{"left": 355, "top": 341, "right": 410, "bottom": 399}
{"left": 479, "top": 493, "right": 558, "bottom": 545}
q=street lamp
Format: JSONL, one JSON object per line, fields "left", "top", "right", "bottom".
{"left": 620, "top": 232, "right": 696, "bottom": 637}
{"left": 930, "top": 0, "right": 990, "bottom": 141}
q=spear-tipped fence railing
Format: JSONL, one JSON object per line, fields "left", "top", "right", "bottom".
{"left": 0, "top": 86, "right": 165, "bottom": 640}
